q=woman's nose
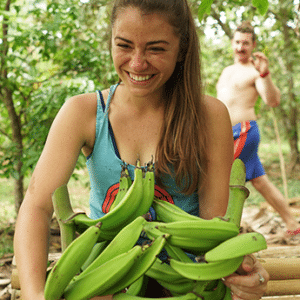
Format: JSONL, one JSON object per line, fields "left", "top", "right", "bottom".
{"left": 129, "top": 50, "right": 148, "bottom": 72}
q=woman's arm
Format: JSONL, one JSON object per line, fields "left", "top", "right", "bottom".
{"left": 14, "top": 93, "right": 97, "bottom": 300}
{"left": 199, "top": 96, "right": 234, "bottom": 219}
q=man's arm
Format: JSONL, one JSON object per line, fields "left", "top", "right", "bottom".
{"left": 252, "top": 52, "right": 281, "bottom": 107}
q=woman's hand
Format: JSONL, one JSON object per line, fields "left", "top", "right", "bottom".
{"left": 223, "top": 255, "right": 269, "bottom": 300}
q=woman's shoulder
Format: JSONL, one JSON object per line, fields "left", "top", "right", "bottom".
{"left": 203, "top": 94, "right": 229, "bottom": 119}
{"left": 64, "top": 88, "right": 110, "bottom": 112}
{"left": 65, "top": 92, "right": 97, "bottom": 112}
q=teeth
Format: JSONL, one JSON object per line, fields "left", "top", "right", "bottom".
{"left": 129, "top": 74, "right": 152, "bottom": 82}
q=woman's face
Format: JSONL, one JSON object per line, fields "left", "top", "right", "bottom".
{"left": 111, "top": 7, "right": 180, "bottom": 99}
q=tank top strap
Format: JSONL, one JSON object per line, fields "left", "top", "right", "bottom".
{"left": 105, "top": 83, "right": 119, "bottom": 112}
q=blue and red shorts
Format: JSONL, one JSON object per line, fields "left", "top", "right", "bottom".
{"left": 232, "top": 120, "right": 265, "bottom": 181}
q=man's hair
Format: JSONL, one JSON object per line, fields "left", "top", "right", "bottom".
{"left": 235, "top": 21, "right": 256, "bottom": 42}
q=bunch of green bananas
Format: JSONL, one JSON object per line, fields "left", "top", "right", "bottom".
{"left": 52, "top": 159, "right": 156, "bottom": 247}
{"left": 142, "top": 200, "right": 267, "bottom": 298}
{"left": 45, "top": 215, "right": 170, "bottom": 300}
{"left": 71, "top": 159, "right": 156, "bottom": 240}
{"left": 45, "top": 159, "right": 267, "bottom": 300}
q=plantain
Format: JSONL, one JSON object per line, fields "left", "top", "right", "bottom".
{"left": 63, "top": 245, "right": 143, "bottom": 300}
{"left": 152, "top": 198, "right": 199, "bottom": 223}
{"left": 44, "top": 222, "right": 102, "bottom": 300}
{"left": 169, "top": 256, "right": 244, "bottom": 281}
{"left": 205, "top": 232, "right": 267, "bottom": 262}
{"left": 73, "top": 216, "right": 146, "bottom": 282}
{"left": 104, "top": 234, "right": 169, "bottom": 295}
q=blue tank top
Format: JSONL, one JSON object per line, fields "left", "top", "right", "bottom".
{"left": 86, "top": 84, "right": 199, "bottom": 219}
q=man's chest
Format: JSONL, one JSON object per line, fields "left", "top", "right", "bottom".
{"left": 219, "top": 67, "right": 257, "bottom": 91}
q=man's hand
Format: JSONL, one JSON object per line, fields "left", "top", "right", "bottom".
{"left": 250, "top": 52, "right": 269, "bottom": 75}
{"left": 223, "top": 255, "right": 269, "bottom": 300}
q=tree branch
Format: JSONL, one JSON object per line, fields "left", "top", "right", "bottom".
{"left": 210, "top": 5, "right": 233, "bottom": 40}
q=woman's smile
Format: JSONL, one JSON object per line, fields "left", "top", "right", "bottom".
{"left": 127, "top": 72, "right": 156, "bottom": 83}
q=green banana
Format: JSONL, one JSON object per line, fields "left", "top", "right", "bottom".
{"left": 164, "top": 242, "right": 193, "bottom": 263}
{"left": 167, "top": 235, "right": 220, "bottom": 254}
{"left": 153, "top": 198, "right": 200, "bottom": 223}
{"left": 223, "top": 286, "right": 233, "bottom": 300}
{"left": 72, "top": 212, "right": 118, "bottom": 240}
{"left": 205, "top": 232, "right": 267, "bottom": 262}
{"left": 94, "top": 161, "right": 144, "bottom": 231}
{"left": 198, "top": 279, "right": 227, "bottom": 300}
{"left": 131, "top": 160, "right": 155, "bottom": 218}
{"left": 113, "top": 292, "right": 198, "bottom": 300}
{"left": 159, "top": 280, "right": 226, "bottom": 300}
{"left": 142, "top": 221, "right": 162, "bottom": 240}
{"left": 144, "top": 221, "right": 218, "bottom": 254}
{"left": 145, "top": 258, "right": 187, "bottom": 282}
{"left": 63, "top": 245, "right": 143, "bottom": 300}
{"left": 44, "top": 222, "right": 102, "bottom": 300}
{"left": 71, "top": 161, "right": 144, "bottom": 238}
{"left": 157, "top": 279, "right": 196, "bottom": 295}
{"left": 155, "top": 219, "right": 239, "bottom": 241}
{"left": 74, "top": 216, "right": 146, "bottom": 282}
{"left": 109, "top": 164, "right": 132, "bottom": 212}
{"left": 81, "top": 240, "right": 109, "bottom": 271}
{"left": 104, "top": 234, "right": 169, "bottom": 295}
{"left": 126, "top": 274, "right": 146, "bottom": 296}
{"left": 169, "top": 256, "right": 244, "bottom": 281}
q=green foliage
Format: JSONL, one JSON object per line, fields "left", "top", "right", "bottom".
{"left": 198, "top": 0, "right": 269, "bottom": 22}
{"left": 198, "top": 0, "right": 214, "bottom": 21}
{"left": 0, "top": 0, "right": 299, "bottom": 210}
{"left": 252, "top": 0, "right": 269, "bottom": 15}
{"left": 0, "top": 0, "right": 118, "bottom": 181}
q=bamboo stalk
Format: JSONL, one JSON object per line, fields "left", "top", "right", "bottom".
{"left": 260, "top": 258, "right": 300, "bottom": 280}
{"left": 265, "top": 279, "right": 300, "bottom": 296}
{"left": 263, "top": 296, "right": 300, "bottom": 299}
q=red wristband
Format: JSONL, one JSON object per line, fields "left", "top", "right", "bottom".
{"left": 260, "top": 71, "right": 270, "bottom": 78}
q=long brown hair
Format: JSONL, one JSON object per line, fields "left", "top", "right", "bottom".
{"left": 110, "top": 0, "right": 208, "bottom": 195}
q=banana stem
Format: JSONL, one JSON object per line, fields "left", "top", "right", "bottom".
{"left": 224, "top": 159, "right": 250, "bottom": 228}
{"left": 52, "top": 184, "right": 77, "bottom": 252}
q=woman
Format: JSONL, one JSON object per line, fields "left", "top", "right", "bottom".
{"left": 14, "top": 0, "right": 269, "bottom": 299}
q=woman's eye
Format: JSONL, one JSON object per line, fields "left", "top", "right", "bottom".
{"left": 117, "top": 44, "right": 131, "bottom": 49}
{"left": 150, "top": 47, "right": 166, "bottom": 52}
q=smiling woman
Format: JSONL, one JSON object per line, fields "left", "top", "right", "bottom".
{"left": 14, "top": 0, "right": 269, "bottom": 299}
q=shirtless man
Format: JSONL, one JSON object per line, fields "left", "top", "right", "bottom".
{"left": 217, "top": 21, "right": 300, "bottom": 235}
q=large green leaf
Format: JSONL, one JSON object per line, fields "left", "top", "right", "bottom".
{"left": 198, "top": 0, "right": 215, "bottom": 22}
{"left": 252, "top": 0, "right": 269, "bottom": 15}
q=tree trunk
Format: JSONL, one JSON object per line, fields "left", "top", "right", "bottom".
{"left": 14, "top": 173, "right": 24, "bottom": 213}
{"left": 2, "top": 88, "right": 24, "bottom": 213}
{"left": 281, "top": 14, "right": 300, "bottom": 168}
{"left": 1, "top": 0, "right": 24, "bottom": 213}
{"left": 287, "top": 98, "right": 300, "bottom": 168}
